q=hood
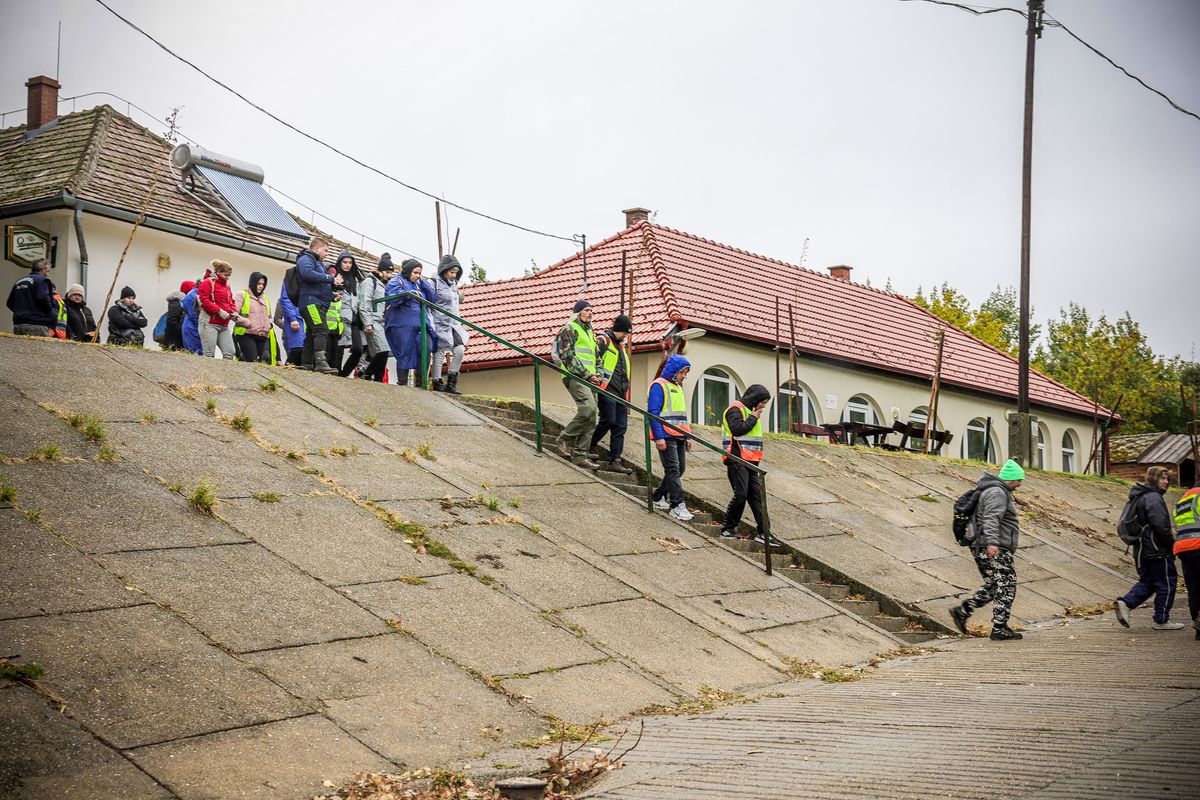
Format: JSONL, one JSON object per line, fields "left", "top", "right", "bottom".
{"left": 400, "top": 258, "right": 422, "bottom": 279}
{"left": 335, "top": 250, "right": 359, "bottom": 272}
{"left": 740, "top": 384, "right": 770, "bottom": 408}
{"left": 248, "top": 271, "right": 268, "bottom": 294}
{"left": 661, "top": 354, "right": 691, "bottom": 382}
{"left": 1129, "top": 482, "right": 1162, "bottom": 501}
{"left": 166, "top": 290, "right": 185, "bottom": 301}
{"left": 335, "top": 251, "right": 361, "bottom": 293}
{"left": 976, "top": 472, "right": 1012, "bottom": 495}
{"left": 438, "top": 254, "right": 462, "bottom": 280}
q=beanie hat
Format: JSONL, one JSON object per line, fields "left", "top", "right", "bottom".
{"left": 377, "top": 253, "right": 394, "bottom": 272}
{"left": 612, "top": 314, "right": 633, "bottom": 333}
{"left": 997, "top": 459, "right": 1025, "bottom": 481}
{"left": 180, "top": 280, "right": 196, "bottom": 294}
{"left": 120, "top": 286, "right": 136, "bottom": 300}
{"left": 66, "top": 283, "right": 85, "bottom": 299}
{"left": 400, "top": 258, "right": 421, "bottom": 279}
{"left": 573, "top": 299, "right": 591, "bottom": 313}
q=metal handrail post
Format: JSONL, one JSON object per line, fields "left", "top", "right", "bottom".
{"left": 419, "top": 304, "right": 429, "bottom": 389}
{"left": 761, "top": 474, "right": 773, "bottom": 576}
{"left": 644, "top": 416, "right": 654, "bottom": 513}
{"left": 533, "top": 362, "right": 543, "bottom": 453}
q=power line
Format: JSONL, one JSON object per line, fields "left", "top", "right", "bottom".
{"left": 898, "top": 0, "right": 1026, "bottom": 17}
{"left": 91, "top": 0, "right": 579, "bottom": 244}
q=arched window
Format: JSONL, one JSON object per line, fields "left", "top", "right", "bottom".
{"left": 962, "top": 417, "right": 997, "bottom": 463}
{"left": 1061, "top": 429, "right": 1078, "bottom": 473}
{"left": 1036, "top": 423, "right": 1049, "bottom": 470}
{"left": 841, "top": 394, "right": 878, "bottom": 425}
{"left": 775, "top": 380, "right": 819, "bottom": 433}
{"left": 904, "top": 406, "right": 942, "bottom": 452}
{"left": 691, "top": 367, "right": 738, "bottom": 427}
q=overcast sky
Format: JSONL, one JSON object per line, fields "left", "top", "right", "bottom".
{"left": 2, "top": 0, "right": 1197, "bottom": 357}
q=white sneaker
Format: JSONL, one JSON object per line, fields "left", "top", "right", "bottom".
{"left": 1114, "top": 599, "right": 1131, "bottom": 628}
{"left": 669, "top": 504, "right": 694, "bottom": 521}
{"left": 653, "top": 498, "right": 671, "bottom": 511}
{"left": 1151, "top": 621, "right": 1185, "bottom": 631}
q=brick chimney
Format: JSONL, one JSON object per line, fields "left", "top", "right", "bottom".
{"left": 827, "top": 264, "right": 853, "bottom": 282}
{"left": 622, "top": 207, "right": 651, "bottom": 228}
{"left": 26, "top": 75, "right": 61, "bottom": 131}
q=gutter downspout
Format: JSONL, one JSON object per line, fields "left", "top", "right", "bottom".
{"left": 73, "top": 205, "right": 88, "bottom": 293}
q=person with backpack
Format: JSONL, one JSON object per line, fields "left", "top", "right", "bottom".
{"left": 197, "top": 260, "right": 242, "bottom": 359}
{"left": 1115, "top": 466, "right": 1185, "bottom": 631}
{"left": 719, "top": 384, "right": 774, "bottom": 544}
{"left": 355, "top": 254, "right": 394, "bottom": 381}
{"left": 106, "top": 286, "right": 148, "bottom": 347}
{"left": 949, "top": 459, "right": 1025, "bottom": 641}
{"left": 6, "top": 258, "right": 56, "bottom": 336}
{"left": 1171, "top": 480, "right": 1200, "bottom": 640}
{"left": 233, "top": 271, "right": 276, "bottom": 364}
{"left": 278, "top": 266, "right": 305, "bottom": 366}
{"left": 160, "top": 282, "right": 188, "bottom": 351}
{"left": 63, "top": 283, "right": 96, "bottom": 342}
{"left": 297, "top": 236, "right": 340, "bottom": 374}
{"left": 181, "top": 279, "right": 203, "bottom": 355}
{"left": 587, "top": 314, "right": 633, "bottom": 471}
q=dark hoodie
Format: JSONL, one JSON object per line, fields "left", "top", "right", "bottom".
{"left": 1127, "top": 481, "right": 1174, "bottom": 558}
{"left": 248, "top": 271, "right": 268, "bottom": 296}
{"left": 334, "top": 250, "right": 361, "bottom": 296}
{"left": 724, "top": 385, "right": 771, "bottom": 456}
{"left": 238, "top": 271, "right": 271, "bottom": 336}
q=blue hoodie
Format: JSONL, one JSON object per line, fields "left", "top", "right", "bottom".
{"left": 181, "top": 287, "right": 203, "bottom": 354}
{"left": 647, "top": 354, "right": 690, "bottom": 440}
{"left": 296, "top": 248, "right": 333, "bottom": 309}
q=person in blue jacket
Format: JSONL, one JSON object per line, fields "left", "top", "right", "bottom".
{"left": 383, "top": 258, "right": 436, "bottom": 387}
{"left": 296, "top": 235, "right": 341, "bottom": 373}
{"left": 277, "top": 269, "right": 306, "bottom": 366}
{"left": 647, "top": 354, "right": 694, "bottom": 521}
{"left": 181, "top": 277, "right": 203, "bottom": 355}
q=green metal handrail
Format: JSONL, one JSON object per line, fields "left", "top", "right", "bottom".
{"left": 374, "top": 290, "right": 775, "bottom": 574}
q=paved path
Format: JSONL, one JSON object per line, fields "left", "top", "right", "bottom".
{"left": 583, "top": 614, "right": 1199, "bottom": 799}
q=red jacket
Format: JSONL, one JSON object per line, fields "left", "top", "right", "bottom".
{"left": 198, "top": 274, "right": 236, "bottom": 326}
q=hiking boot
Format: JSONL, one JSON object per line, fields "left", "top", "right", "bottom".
{"left": 444, "top": 372, "right": 463, "bottom": 395}
{"left": 313, "top": 353, "right": 337, "bottom": 374}
{"left": 949, "top": 604, "right": 970, "bottom": 635}
{"left": 1115, "top": 599, "right": 1131, "bottom": 628}
{"left": 1151, "top": 621, "right": 1185, "bottom": 631}
{"left": 653, "top": 497, "right": 671, "bottom": 511}
{"left": 554, "top": 436, "right": 574, "bottom": 458}
{"left": 571, "top": 455, "right": 601, "bottom": 470}
{"left": 431, "top": 378, "right": 446, "bottom": 392}
{"left": 669, "top": 504, "right": 694, "bottom": 521}
{"left": 600, "top": 461, "right": 632, "bottom": 474}
{"left": 989, "top": 625, "right": 1023, "bottom": 641}
{"left": 1193, "top": 614, "right": 1200, "bottom": 633}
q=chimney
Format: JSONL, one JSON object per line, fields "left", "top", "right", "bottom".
{"left": 827, "top": 264, "right": 853, "bottom": 282}
{"left": 622, "top": 207, "right": 651, "bottom": 228}
{"left": 26, "top": 75, "right": 61, "bottom": 131}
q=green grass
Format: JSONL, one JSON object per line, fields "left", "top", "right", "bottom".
{"left": 300, "top": 466, "right": 320, "bottom": 475}
{"left": 285, "top": 450, "right": 304, "bottom": 461}
{"left": 205, "top": 398, "right": 217, "bottom": 413}
{"left": 252, "top": 491, "right": 281, "bottom": 503}
{"left": 188, "top": 480, "right": 217, "bottom": 515}
{"left": 96, "top": 443, "right": 118, "bottom": 462}
{"left": 475, "top": 493, "right": 502, "bottom": 511}
{"left": 417, "top": 442, "right": 436, "bottom": 461}
{"left": 258, "top": 377, "right": 281, "bottom": 392}
{"left": 364, "top": 414, "right": 378, "bottom": 427}
{"left": 66, "top": 413, "right": 107, "bottom": 443}
{"left": 0, "top": 480, "right": 16, "bottom": 503}
{"left": 167, "top": 481, "right": 184, "bottom": 494}
{"left": 916, "top": 493, "right": 939, "bottom": 503}
{"left": 24, "top": 508, "right": 43, "bottom": 522}
{"left": 0, "top": 660, "right": 44, "bottom": 682}
{"left": 229, "top": 413, "right": 252, "bottom": 432}
{"left": 389, "top": 519, "right": 426, "bottom": 537}
{"left": 508, "top": 495, "right": 524, "bottom": 509}
{"left": 27, "top": 443, "right": 62, "bottom": 462}
{"left": 395, "top": 575, "right": 427, "bottom": 585}
{"left": 140, "top": 412, "right": 157, "bottom": 424}
{"left": 424, "top": 539, "right": 457, "bottom": 560}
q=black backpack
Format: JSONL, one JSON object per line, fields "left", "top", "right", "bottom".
{"left": 952, "top": 488, "right": 982, "bottom": 547}
{"left": 1116, "top": 497, "right": 1145, "bottom": 545}
{"left": 283, "top": 266, "right": 301, "bottom": 307}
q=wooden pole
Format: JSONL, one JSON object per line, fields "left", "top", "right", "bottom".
{"left": 787, "top": 304, "right": 799, "bottom": 431}
{"left": 925, "top": 328, "right": 946, "bottom": 453}
{"left": 435, "top": 202, "right": 444, "bottom": 260}
{"left": 451, "top": 227, "right": 460, "bottom": 256}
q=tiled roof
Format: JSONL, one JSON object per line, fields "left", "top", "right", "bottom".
{"left": 1111, "top": 432, "right": 1197, "bottom": 465}
{"left": 460, "top": 222, "right": 1107, "bottom": 419}
{"left": 0, "top": 105, "right": 384, "bottom": 270}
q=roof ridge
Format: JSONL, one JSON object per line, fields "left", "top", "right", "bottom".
{"left": 638, "top": 223, "right": 681, "bottom": 322}
{"left": 66, "top": 105, "right": 114, "bottom": 195}
{"left": 466, "top": 225, "right": 643, "bottom": 289}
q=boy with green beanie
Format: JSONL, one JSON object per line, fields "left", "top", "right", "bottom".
{"left": 951, "top": 459, "right": 1026, "bottom": 641}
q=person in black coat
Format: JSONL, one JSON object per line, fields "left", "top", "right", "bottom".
{"left": 1116, "top": 466, "right": 1185, "bottom": 630}
{"left": 161, "top": 282, "right": 188, "bottom": 351}
{"left": 719, "top": 384, "right": 771, "bottom": 543}
{"left": 107, "top": 286, "right": 148, "bottom": 347}
{"left": 63, "top": 283, "right": 96, "bottom": 342}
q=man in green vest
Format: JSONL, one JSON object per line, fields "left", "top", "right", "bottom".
{"left": 553, "top": 299, "right": 602, "bottom": 469}
{"left": 588, "top": 314, "right": 634, "bottom": 473}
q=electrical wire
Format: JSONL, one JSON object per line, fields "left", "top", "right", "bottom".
{"left": 91, "top": 0, "right": 579, "bottom": 243}
{"left": 897, "top": 0, "right": 1026, "bottom": 17}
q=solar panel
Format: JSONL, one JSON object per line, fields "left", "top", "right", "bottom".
{"left": 194, "top": 165, "right": 306, "bottom": 239}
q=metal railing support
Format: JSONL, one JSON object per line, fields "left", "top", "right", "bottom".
{"left": 533, "top": 362, "right": 543, "bottom": 453}
{"left": 644, "top": 416, "right": 654, "bottom": 513}
{"left": 761, "top": 474, "right": 773, "bottom": 576}
{"left": 419, "top": 304, "right": 429, "bottom": 389}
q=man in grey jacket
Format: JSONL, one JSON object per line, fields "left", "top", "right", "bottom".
{"left": 951, "top": 459, "right": 1026, "bottom": 641}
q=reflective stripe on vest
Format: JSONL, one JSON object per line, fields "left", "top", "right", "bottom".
{"left": 721, "top": 401, "right": 764, "bottom": 463}
{"left": 233, "top": 290, "right": 272, "bottom": 336}
{"left": 650, "top": 376, "right": 690, "bottom": 439}
{"left": 1175, "top": 487, "right": 1200, "bottom": 537}
{"left": 327, "top": 300, "right": 344, "bottom": 335}
{"left": 597, "top": 337, "right": 630, "bottom": 394}
{"left": 52, "top": 295, "right": 67, "bottom": 339}
{"left": 570, "top": 320, "right": 597, "bottom": 373}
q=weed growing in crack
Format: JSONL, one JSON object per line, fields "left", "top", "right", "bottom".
{"left": 300, "top": 466, "right": 320, "bottom": 475}
{"left": 96, "top": 444, "right": 118, "bottom": 462}
{"left": 66, "top": 413, "right": 107, "bottom": 443}
{"left": 395, "top": 575, "right": 426, "bottom": 585}
{"left": 0, "top": 480, "right": 16, "bottom": 503}
{"left": 252, "top": 491, "right": 281, "bottom": 503}
{"left": 258, "top": 377, "right": 281, "bottom": 393}
{"left": 167, "top": 481, "right": 184, "bottom": 494}
{"left": 24, "top": 508, "right": 43, "bottom": 522}
{"left": 399, "top": 449, "right": 417, "bottom": 462}
{"left": 205, "top": 398, "right": 217, "bottom": 414}
{"left": 508, "top": 495, "right": 524, "bottom": 509}
{"left": 140, "top": 412, "right": 157, "bottom": 424}
{"left": 28, "top": 443, "right": 62, "bottom": 462}
{"left": 188, "top": 480, "right": 218, "bottom": 515}
{"left": 417, "top": 442, "right": 436, "bottom": 461}
{"left": 364, "top": 414, "right": 378, "bottom": 427}
{"left": 229, "top": 413, "right": 252, "bottom": 432}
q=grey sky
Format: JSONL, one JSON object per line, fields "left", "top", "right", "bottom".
{"left": 2, "top": 0, "right": 1197, "bottom": 357}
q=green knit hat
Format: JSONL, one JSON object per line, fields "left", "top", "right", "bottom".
{"left": 998, "top": 459, "right": 1025, "bottom": 481}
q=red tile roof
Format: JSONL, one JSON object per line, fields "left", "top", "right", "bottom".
{"left": 460, "top": 222, "right": 1107, "bottom": 419}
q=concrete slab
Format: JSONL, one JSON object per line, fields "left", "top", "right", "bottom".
{"left": 1009, "top": 585, "right": 1075, "bottom": 623}
{"left": 305, "top": 452, "right": 457, "bottom": 501}
{"left": 0, "top": 509, "right": 141, "bottom": 620}
{"left": 867, "top": 497, "right": 947, "bottom": 529}
{"left": 378, "top": 497, "right": 505, "bottom": 528}
{"left": 797, "top": 534, "right": 960, "bottom": 605}
{"left": 433, "top": 522, "right": 642, "bottom": 610}
{"left": 245, "top": 634, "right": 543, "bottom": 767}
{"left": 412, "top": 425, "right": 589, "bottom": 487}
{"left": 106, "top": 420, "right": 316, "bottom": 498}
{"left": 1022, "top": 577, "right": 1109, "bottom": 610}
{"left": 219, "top": 495, "right": 454, "bottom": 585}
{"left": 346, "top": 573, "right": 602, "bottom": 676}
{"left": 766, "top": 502, "right": 846, "bottom": 541}
{"left": 0, "top": 460, "right": 247, "bottom": 553}
{"left": 761, "top": 472, "right": 839, "bottom": 505}
{"left": 0, "top": 605, "right": 304, "bottom": 749}
{"left": 697, "top": 587, "right": 839, "bottom": 633}
{"left": 904, "top": 466, "right": 978, "bottom": 498}
{"left": 500, "top": 661, "right": 678, "bottom": 724}
{"left": 0, "top": 386, "right": 96, "bottom": 459}
{"left": 284, "top": 369, "right": 482, "bottom": 427}
{"left": 752, "top": 614, "right": 899, "bottom": 667}
{"left": 205, "top": 388, "right": 385, "bottom": 455}
{"left": 847, "top": 523, "right": 959, "bottom": 564}
{"left": 128, "top": 714, "right": 393, "bottom": 800}
{"left": 803, "top": 501, "right": 896, "bottom": 536}
{"left": 1020, "top": 544, "right": 1133, "bottom": 599}
{"left": 908, "top": 554, "right": 983, "bottom": 592}
{"left": 609, "top": 548, "right": 785, "bottom": 598}
{"left": 99, "top": 543, "right": 389, "bottom": 652}
{"left": 0, "top": 685, "right": 171, "bottom": 799}
{"left": 562, "top": 598, "right": 784, "bottom": 694}
{"left": 105, "top": 345, "right": 269, "bottom": 391}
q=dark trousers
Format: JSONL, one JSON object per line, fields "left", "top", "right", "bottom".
{"left": 360, "top": 351, "right": 389, "bottom": 382}
{"left": 337, "top": 322, "right": 365, "bottom": 376}
{"left": 1121, "top": 545, "right": 1178, "bottom": 624}
{"left": 235, "top": 333, "right": 268, "bottom": 363}
{"left": 301, "top": 304, "right": 330, "bottom": 368}
{"left": 652, "top": 438, "right": 686, "bottom": 508}
{"left": 1178, "top": 550, "right": 1200, "bottom": 622}
{"left": 287, "top": 346, "right": 303, "bottom": 366}
{"left": 589, "top": 395, "right": 628, "bottom": 462}
{"left": 724, "top": 460, "right": 764, "bottom": 536}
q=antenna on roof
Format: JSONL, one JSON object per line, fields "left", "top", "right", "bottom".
{"left": 163, "top": 106, "right": 180, "bottom": 144}
{"left": 56, "top": 21, "right": 62, "bottom": 81}
{"left": 799, "top": 237, "right": 810, "bottom": 268}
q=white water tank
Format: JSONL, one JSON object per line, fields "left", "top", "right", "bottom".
{"left": 170, "top": 144, "right": 265, "bottom": 184}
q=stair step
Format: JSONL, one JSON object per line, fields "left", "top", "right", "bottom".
{"left": 869, "top": 615, "right": 910, "bottom": 633}
{"left": 893, "top": 630, "right": 939, "bottom": 645}
{"left": 721, "top": 537, "right": 787, "bottom": 556}
{"left": 809, "top": 583, "right": 850, "bottom": 600}
{"left": 836, "top": 599, "right": 880, "bottom": 617}
{"left": 778, "top": 567, "right": 823, "bottom": 584}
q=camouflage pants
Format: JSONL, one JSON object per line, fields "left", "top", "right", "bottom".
{"left": 962, "top": 550, "right": 1017, "bottom": 627}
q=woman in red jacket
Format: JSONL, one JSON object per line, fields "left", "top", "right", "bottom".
{"left": 197, "top": 260, "right": 244, "bottom": 360}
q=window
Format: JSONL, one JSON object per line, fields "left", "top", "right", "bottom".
{"left": 1036, "top": 423, "right": 1049, "bottom": 470}
{"left": 692, "top": 367, "right": 737, "bottom": 427}
{"left": 962, "top": 417, "right": 995, "bottom": 463}
{"left": 906, "top": 407, "right": 929, "bottom": 452}
{"left": 1062, "top": 430, "right": 1077, "bottom": 473}
{"left": 841, "top": 395, "right": 877, "bottom": 425}
{"left": 775, "top": 380, "right": 819, "bottom": 433}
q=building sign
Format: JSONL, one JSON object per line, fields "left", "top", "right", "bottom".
{"left": 5, "top": 225, "right": 52, "bottom": 269}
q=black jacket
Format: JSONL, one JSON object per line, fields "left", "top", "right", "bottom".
{"left": 724, "top": 384, "right": 771, "bottom": 461}
{"left": 596, "top": 331, "right": 630, "bottom": 398}
{"left": 162, "top": 292, "right": 185, "bottom": 350}
{"left": 65, "top": 297, "right": 96, "bottom": 342}
{"left": 6, "top": 272, "right": 56, "bottom": 326}
{"left": 107, "top": 302, "right": 147, "bottom": 346}
{"left": 1128, "top": 482, "right": 1173, "bottom": 558}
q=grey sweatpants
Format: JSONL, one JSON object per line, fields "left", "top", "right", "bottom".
{"left": 434, "top": 344, "right": 465, "bottom": 378}
{"left": 199, "top": 319, "right": 236, "bottom": 360}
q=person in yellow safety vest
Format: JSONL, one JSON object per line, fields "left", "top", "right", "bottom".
{"left": 586, "top": 314, "right": 634, "bottom": 474}
{"left": 648, "top": 354, "right": 694, "bottom": 521}
{"left": 1172, "top": 481, "right": 1200, "bottom": 639}
{"left": 325, "top": 292, "right": 345, "bottom": 369}
{"left": 720, "top": 384, "right": 777, "bottom": 545}
{"left": 232, "top": 271, "right": 277, "bottom": 364}
{"left": 50, "top": 288, "right": 68, "bottom": 339}
{"left": 552, "top": 299, "right": 603, "bottom": 469}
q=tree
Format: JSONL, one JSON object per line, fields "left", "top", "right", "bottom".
{"left": 978, "top": 285, "right": 1040, "bottom": 355}
{"left": 911, "top": 282, "right": 1011, "bottom": 354}
{"left": 467, "top": 259, "right": 487, "bottom": 284}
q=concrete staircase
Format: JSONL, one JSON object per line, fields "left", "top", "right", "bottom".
{"left": 458, "top": 395, "right": 938, "bottom": 645}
